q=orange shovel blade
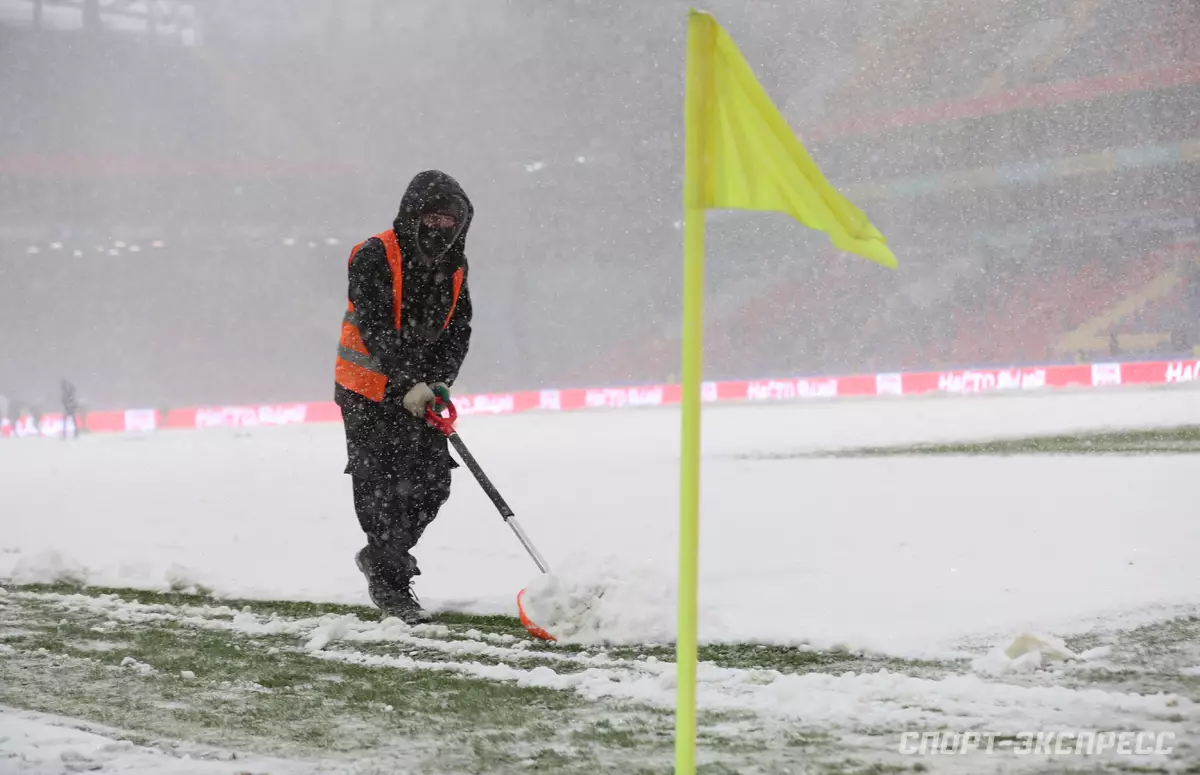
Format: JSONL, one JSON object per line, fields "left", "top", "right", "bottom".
{"left": 517, "top": 588, "right": 556, "bottom": 642}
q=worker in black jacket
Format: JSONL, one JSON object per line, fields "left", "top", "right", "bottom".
{"left": 334, "top": 170, "right": 473, "bottom": 623}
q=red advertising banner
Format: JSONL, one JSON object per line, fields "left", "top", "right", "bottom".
{"left": 4, "top": 358, "right": 1195, "bottom": 438}
{"left": 1122, "top": 359, "right": 1200, "bottom": 386}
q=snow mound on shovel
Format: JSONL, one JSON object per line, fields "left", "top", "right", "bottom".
{"left": 518, "top": 562, "right": 680, "bottom": 645}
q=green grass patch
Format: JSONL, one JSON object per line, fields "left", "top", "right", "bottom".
{"left": 15, "top": 582, "right": 382, "bottom": 619}
{"left": 1048, "top": 614, "right": 1200, "bottom": 701}
{"left": 742, "top": 425, "right": 1200, "bottom": 459}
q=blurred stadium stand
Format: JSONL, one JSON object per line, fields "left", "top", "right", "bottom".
{"left": 0, "top": 0, "right": 1197, "bottom": 411}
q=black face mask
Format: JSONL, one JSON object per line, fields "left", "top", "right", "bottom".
{"left": 416, "top": 197, "right": 467, "bottom": 259}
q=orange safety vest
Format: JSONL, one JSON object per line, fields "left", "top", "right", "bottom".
{"left": 335, "top": 229, "right": 465, "bottom": 402}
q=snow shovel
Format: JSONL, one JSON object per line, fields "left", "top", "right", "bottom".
{"left": 425, "top": 388, "right": 556, "bottom": 641}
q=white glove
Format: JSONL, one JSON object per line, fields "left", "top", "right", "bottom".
{"left": 402, "top": 382, "right": 435, "bottom": 418}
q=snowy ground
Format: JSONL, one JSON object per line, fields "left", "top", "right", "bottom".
{"left": 2, "top": 385, "right": 1199, "bottom": 773}
{"left": 0, "top": 705, "right": 323, "bottom": 775}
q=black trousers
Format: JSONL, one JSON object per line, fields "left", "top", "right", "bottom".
{"left": 351, "top": 460, "right": 451, "bottom": 588}
{"left": 339, "top": 391, "right": 454, "bottom": 593}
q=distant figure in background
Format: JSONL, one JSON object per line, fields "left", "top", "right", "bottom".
{"left": 333, "top": 170, "right": 474, "bottom": 624}
{"left": 61, "top": 380, "right": 79, "bottom": 440}
{"left": 0, "top": 394, "right": 9, "bottom": 439}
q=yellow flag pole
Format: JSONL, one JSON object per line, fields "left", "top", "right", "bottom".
{"left": 675, "top": 209, "right": 703, "bottom": 775}
{"left": 677, "top": 10, "right": 713, "bottom": 775}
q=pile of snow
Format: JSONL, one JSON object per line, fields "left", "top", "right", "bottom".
{"left": 119, "top": 656, "right": 156, "bottom": 674}
{"left": 303, "top": 615, "right": 359, "bottom": 651}
{"left": 1, "top": 549, "right": 219, "bottom": 598}
{"left": 7, "top": 549, "right": 89, "bottom": 586}
{"left": 164, "top": 562, "right": 207, "bottom": 594}
{"left": 971, "top": 631, "right": 1114, "bottom": 675}
{"left": 516, "top": 559, "right": 717, "bottom": 645}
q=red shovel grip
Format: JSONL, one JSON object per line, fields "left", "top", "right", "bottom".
{"left": 425, "top": 395, "right": 457, "bottom": 436}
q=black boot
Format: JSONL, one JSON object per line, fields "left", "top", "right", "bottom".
{"left": 355, "top": 547, "right": 431, "bottom": 625}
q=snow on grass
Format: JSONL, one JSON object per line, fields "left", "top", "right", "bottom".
{"left": 16, "top": 589, "right": 657, "bottom": 672}
{"left": 119, "top": 655, "right": 156, "bottom": 674}
{"left": 17, "top": 589, "right": 1200, "bottom": 726}
{"left": 315, "top": 638, "right": 1191, "bottom": 736}
{"left": 0, "top": 592, "right": 682, "bottom": 774}
{"left": 0, "top": 706, "right": 321, "bottom": 775}
{"left": 4, "top": 586, "right": 1199, "bottom": 773}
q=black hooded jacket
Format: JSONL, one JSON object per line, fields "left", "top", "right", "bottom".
{"left": 335, "top": 170, "right": 474, "bottom": 412}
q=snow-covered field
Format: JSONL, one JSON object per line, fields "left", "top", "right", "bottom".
{"left": 2, "top": 385, "right": 1199, "bottom": 773}
{"left": 3, "top": 385, "right": 1199, "bottom": 653}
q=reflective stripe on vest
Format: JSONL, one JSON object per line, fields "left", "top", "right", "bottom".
{"left": 335, "top": 229, "right": 465, "bottom": 402}
{"left": 337, "top": 312, "right": 381, "bottom": 370}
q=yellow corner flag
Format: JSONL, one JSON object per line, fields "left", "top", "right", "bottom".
{"left": 685, "top": 9, "right": 897, "bottom": 268}
{"left": 674, "top": 10, "right": 896, "bottom": 775}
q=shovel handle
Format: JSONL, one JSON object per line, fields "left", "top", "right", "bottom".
{"left": 422, "top": 394, "right": 547, "bottom": 581}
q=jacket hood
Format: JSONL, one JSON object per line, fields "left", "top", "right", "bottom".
{"left": 393, "top": 170, "right": 473, "bottom": 263}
